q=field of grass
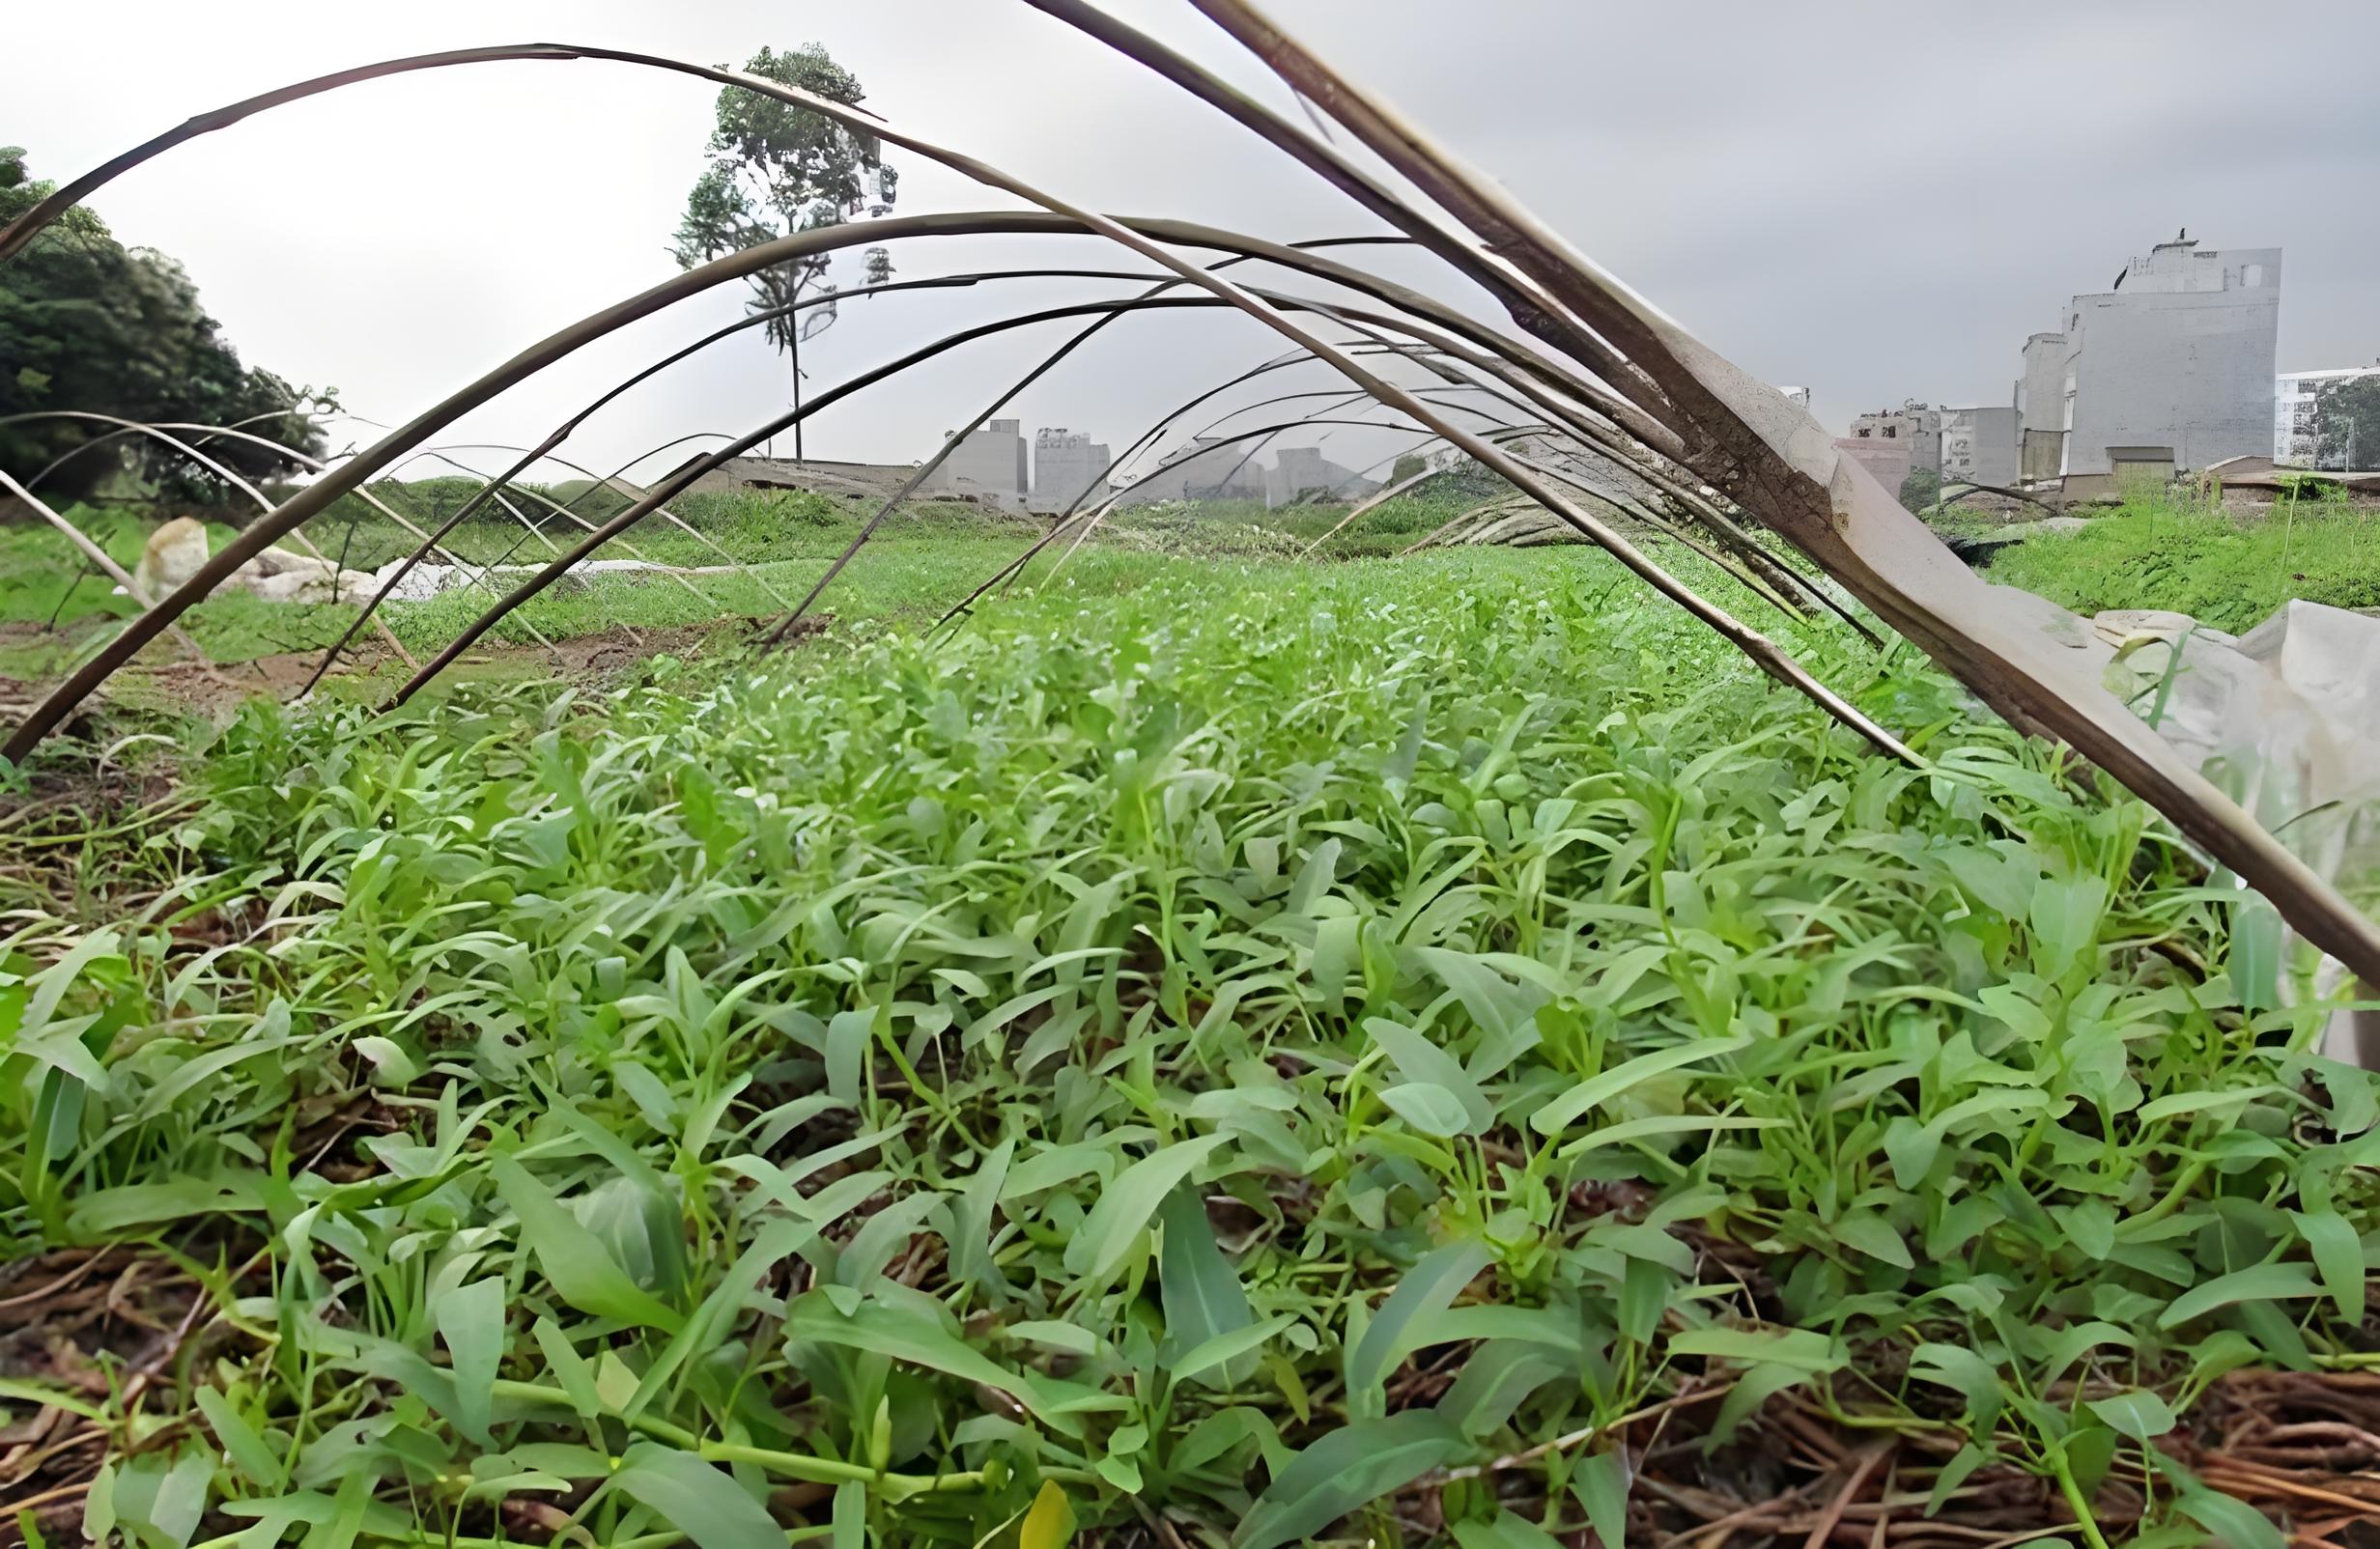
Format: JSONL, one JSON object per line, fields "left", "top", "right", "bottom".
{"left": 0, "top": 484, "right": 1491, "bottom": 684}
{"left": 3, "top": 534, "right": 2370, "bottom": 1549}
{"left": 1985, "top": 492, "right": 2380, "bottom": 634}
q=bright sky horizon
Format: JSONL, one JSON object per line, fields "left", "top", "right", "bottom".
{"left": 14, "top": 1, "right": 2380, "bottom": 489}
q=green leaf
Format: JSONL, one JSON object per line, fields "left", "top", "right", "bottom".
{"left": 1568, "top": 1448, "right": 1631, "bottom": 1549}
{"left": 1709, "top": 1362, "right": 1815, "bottom": 1445}
{"left": 785, "top": 1292, "right": 1068, "bottom": 1431}
{"left": 1020, "top": 1480, "right": 1075, "bottom": 1549}
{"left": 2137, "top": 1087, "right": 2270, "bottom": 1124}
{"left": 1669, "top": 1326, "right": 1844, "bottom": 1373}
{"left": 1438, "top": 1339, "right": 1566, "bottom": 1439}
{"left": 1173, "top": 1316, "right": 1296, "bottom": 1389}
{"left": 2175, "top": 1486, "right": 2282, "bottom": 1549}
{"left": 1531, "top": 1034, "right": 1749, "bottom": 1137}
{"left": 1412, "top": 947, "right": 1545, "bottom": 1051}
{"left": 2085, "top": 1390, "right": 2176, "bottom": 1444}
{"left": 1909, "top": 1343, "right": 2005, "bottom": 1433}
{"left": 1560, "top": 1112, "right": 1781, "bottom": 1158}
{"left": 1927, "top": 1443, "right": 1992, "bottom": 1517}
{"left": 629, "top": 1217, "right": 819, "bottom": 1422}
{"left": 2057, "top": 1197, "right": 2116, "bottom": 1260}
{"left": 1063, "top": 1133, "right": 1232, "bottom": 1284}
{"left": 435, "top": 1279, "right": 506, "bottom": 1446}
{"left": 1313, "top": 917, "right": 1363, "bottom": 1011}
{"left": 825, "top": 1007, "right": 871, "bottom": 1106}
{"left": 492, "top": 1158, "right": 684, "bottom": 1334}
{"left": 831, "top": 1481, "right": 864, "bottom": 1549}
{"left": 2159, "top": 1262, "right": 2322, "bottom": 1329}
{"left": 836, "top": 1190, "right": 942, "bottom": 1287}
{"left": 2027, "top": 874, "right": 2108, "bottom": 980}
{"left": 1174, "top": 1407, "right": 1290, "bottom": 1476}
{"left": 1940, "top": 843, "right": 2040, "bottom": 921}
{"left": 2229, "top": 897, "right": 2284, "bottom": 1013}
{"left": 1160, "top": 1187, "right": 1256, "bottom": 1383}
{"left": 194, "top": 1389, "right": 283, "bottom": 1488}
{"left": 120, "top": 1449, "right": 213, "bottom": 1549}
{"left": 0, "top": 1381, "right": 104, "bottom": 1423}
{"left": 1366, "top": 1018, "right": 1491, "bottom": 1132}
{"left": 1882, "top": 1115, "right": 1941, "bottom": 1188}
{"left": 1346, "top": 1239, "right": 1492, "bottom": 1395}
{"left": 951, "top": 1136, "right": 1013, "bottom": 1292}
{"left": 351, "top": 1036, "right": 418, "bottom": 1086}
{"left": 1451, "top": 1510, "right": 1565, "bottom": 1549}
{"left": 1285, "top": 836, "right": 1342, "bottom": 914}
{"left": 1233, "top": 1411, "right": 1465, "bottom": 1549}
{"left": 610, "top": 1444, "right": 783, "bottom": 1549}
{"left": 1617, "top": 1256, "right": 1668, "bottom": 1344}
{"left": 2035, "top": 1321, "right": 2136, "bottom": 1386}
{"left": 1833, "top": 1210, "right": 1912, "bottom": 1270}
{"left": 531, "top": 1319, "right": 601, "bottom": 1420}
{"left": 2289, "top": 1208, "right": 2366, "bottom": 1320}
{"left": 23, "top": 928, "right": 122, "bottom": 1038}
{"left": 1378, "top": 1082, "right": 1474, "bottom": 1137}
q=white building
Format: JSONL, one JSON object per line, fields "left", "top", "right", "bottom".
{"left": 1117, "top": 437, "right": 1268, "bottom": 504}
{"left": 1847, "top": 402, "right": 1942, "bottom": 476}
{"left": 1941, "top": 406, "right": 2020, "bottom": 487}
{"left": 1030, "top": 427, "right": 1111, "bottom": 513}
{"left": 2015, "top": 332, "right": 2068, "bottom": 483}
{"left": 922, "top": 418, "right": 1028, "bottom": 510}
{"left": 2276, "top": 364, "right": 2380, "bottom": 466}
{"left": 2049, "top": 237, "right": 2279, "bottom": 489}
{"left": 1264, "top": 447, "right": 1378, "bottom": 508}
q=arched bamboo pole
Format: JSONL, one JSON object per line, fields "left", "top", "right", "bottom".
{"left": 1163, "top": 0, "right": 2380, "bottom": 984}
{"left": 8, "top": 29, "right": 2361, "bottom": 980}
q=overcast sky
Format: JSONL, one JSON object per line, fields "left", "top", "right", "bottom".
{"left": 14, "top": 1, "right": 2380, "bottom": 490}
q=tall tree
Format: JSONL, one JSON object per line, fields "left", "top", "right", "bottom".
{"left": 672, "top": 45, "right": 897, "bottom": 464}
{"left": 0, "top": 147, "right": 331, "bottom": 510}
{"left": 2313, "top": 376, "right": 2380, "bottom": 472}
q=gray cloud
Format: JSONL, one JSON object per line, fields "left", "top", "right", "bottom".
{"left": 14, "top": 0, "right": 2379, "bottom": 490}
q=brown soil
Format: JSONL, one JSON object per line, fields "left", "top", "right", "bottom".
{"left": 14, "top": 616, "right": 827, "bottom": 724}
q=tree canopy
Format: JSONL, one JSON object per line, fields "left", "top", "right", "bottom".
{"left": 2313, "top": 376, "right": 2380, "bottom": 472}
{"left": 0, "top": 147, "right": 330, "bottom": 510}
{"left": 671, "top": 45, "right": 896, "bottom": 366}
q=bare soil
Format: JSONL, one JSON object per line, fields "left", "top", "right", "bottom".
{"left": 2, "top": 615, "right": 830, "bottom": 728}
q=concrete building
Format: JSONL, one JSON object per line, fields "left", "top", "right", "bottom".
{"left": 1030, "top": 427, "right": 1111, "bottom": 513}
{"left": 2276, "top": 362, "right": 2380, "bottom": 467}
{"left": 1264, "top": 447, "right": 1378, "bottom": 508}
{"left": 2051, "top": 237, "right": 2280, "bottom": 492}
{"left": 2016, "top": 332, "right": 2068, "bottom": 484}
{"left": 1848, "top": 402, "right": 1941, "bottom": 476}
{"left": 1117, "top": 437, "right": 1269, "bottom": 504}
{"left": 1776, "top": 385, "right": 1813, "bottom": 412}
{"left": 1941, "top": 406, "right": 2020, "bottom": 487}
{"left": 1831, "top": 437, "right": 1912, "bottom": 493}
{"left": 667, "top": 455, "right": 921, "bottom": 500}
{"left": 922, "top": 418, "right": 1028, "bottom": 509}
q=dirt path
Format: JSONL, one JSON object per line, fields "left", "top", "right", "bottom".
{"left": 1, "top": 616, "right": 829, "bottom": 729}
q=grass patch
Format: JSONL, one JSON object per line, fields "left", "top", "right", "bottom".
{"left": 0, "top": 486, "right": 1484, "bottom": 678}
{"left": 1, "top": 545, "right": 2366, "bottom": 1547}
{"left": 1987, "top": 493, "right": 2380, "bottom": 633}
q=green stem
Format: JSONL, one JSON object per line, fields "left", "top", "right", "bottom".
{"left": 2049, "top": 1450, "right": 2113, "bottom": 1549}
{"left": 703, "top": 1440, "right": 992, "bottom": 1497}
{"left": 489, "top": 1383, "right": 996, "bottom": 1499}
{"left": 2117, "top": 1160, "right": 2209, "bottom": 1240}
